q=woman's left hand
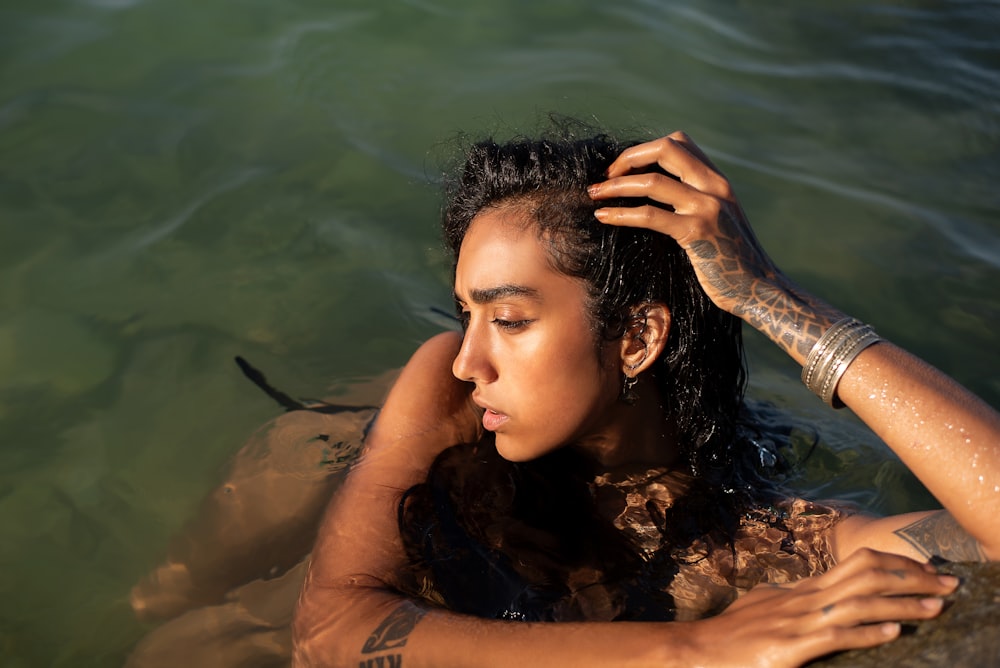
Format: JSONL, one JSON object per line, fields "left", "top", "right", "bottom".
{"left": 588, "top": 131, "right": 837, "bottom": 361}
{"left": 590, "top": 133, "right": 1000, "bottom": 563}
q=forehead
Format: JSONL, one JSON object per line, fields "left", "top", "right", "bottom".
{"left": 454, "top": 208, "right": 550, "bottom": 291}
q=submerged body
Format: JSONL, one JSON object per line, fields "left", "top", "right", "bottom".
{"left": 287, "top": 129, "right": 1000, "bottom": 667}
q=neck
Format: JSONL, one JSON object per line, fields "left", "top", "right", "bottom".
{"left": 572, "top": 376, "right": 682, "bottom": 472}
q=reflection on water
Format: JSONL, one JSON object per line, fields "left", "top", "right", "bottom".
{"left": 1, "top": 0, "right": 998, "bottom": 665}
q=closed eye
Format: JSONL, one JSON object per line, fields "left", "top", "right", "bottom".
{"left": 492, "top": 318, "right": 531, "bottom": 331}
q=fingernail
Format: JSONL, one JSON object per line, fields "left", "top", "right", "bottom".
{"left": 593, "top": 208, "right": 608, "bottom": 221}
{"left": 881, "top": 622, "right": 900, "bottom": 637}
{"left": 587, "top": 184, "right": 600, "bottom": 197}
{"left": 920, "top": 597, "right": 944, "bottom": 612}
{"left": 938, "top": 575, "right": 960, "bottom": 589}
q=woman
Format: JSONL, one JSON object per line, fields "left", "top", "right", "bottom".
{"left": 292, "top": 128, "right": 999, "bottom": 667}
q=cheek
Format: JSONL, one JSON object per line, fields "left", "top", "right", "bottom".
{"left": 496, "top": 346, "right": 619, "bottom": 460}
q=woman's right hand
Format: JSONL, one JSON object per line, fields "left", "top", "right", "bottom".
{"left": 683, "top": 548, "right": 958, "bottom": 668}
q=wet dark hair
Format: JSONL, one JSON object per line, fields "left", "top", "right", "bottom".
{"left": 400, "top": 122, "right": 785, "bottom": 621}
{"left": 442, "top": 127, "right": 745, "bottom": 475}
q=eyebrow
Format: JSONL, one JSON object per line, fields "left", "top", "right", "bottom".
{"left": 455, "top": 284, "right": 541, "bottom": 305}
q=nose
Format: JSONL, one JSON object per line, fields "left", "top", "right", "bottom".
{"left": 451, "top": 321, "right": 497, "bottom": 384}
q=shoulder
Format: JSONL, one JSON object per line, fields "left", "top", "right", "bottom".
{"left": 387, "top": 331, "right": 470, "bottom": 417}
{"left": 368, "top": 331, "right": 481, "bottom": 454}
{"left": 408, "top": 330, "right": 464, "bottom": 374}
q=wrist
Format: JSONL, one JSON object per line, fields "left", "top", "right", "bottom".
{"left": 801, "top": 317, "right": 884, "bottom": 408}
{"left": 738, "top": 281, "right": 845, "bottom": 365}
{"left": 664, "top": 619, "right": 718, "bottom": 668}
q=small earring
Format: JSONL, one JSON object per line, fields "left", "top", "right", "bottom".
{"left": 621, "top": 373, "right": 639, "bottom": 405}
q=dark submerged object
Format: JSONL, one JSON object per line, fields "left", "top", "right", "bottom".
{"left": 234, "top": 355, "right": 376, "bottom": 414}
{"left": 129, "top": 357, "right": 383, "bottom": 622}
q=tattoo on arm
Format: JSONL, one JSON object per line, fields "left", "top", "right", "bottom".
{"left": 359, "top": 601, "right": 427, "bottom": 667}
{"left": 893, "top": 511, "right": 987, "bottom": 562}
{"left": 687, "top": 217, "right": 841, "bottom": 359}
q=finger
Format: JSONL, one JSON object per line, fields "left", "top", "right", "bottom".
{"left": 604, "top": 136, "right": 726, "bottom": 196}
{"left": 726, "top": 582, "right": 798, "bottom": 611}
{"left": 665, "top": 130, "right": 723, "bottom": 173}
{"left": 789, "top": 621, "right": 903, "bottom": 663}
{"left": 807, "top": 547, "right": 921, "bottom": 587}
{"left": 588, "top": 171, "right": 693, "bottom": 207}
{"left": 606, "top": 137, "right": 694, "bottom": 178}
{"left": 804, "top": 594, "right": 945, "bottom": 631}
{"left": 809, "top": 549, "right": 959, "bottom": 597}
{"left": 838, "top": 567, "right": 958, "bottom": 600}
{"left": 592, "top": 205, "right": 692, "bottom": 241}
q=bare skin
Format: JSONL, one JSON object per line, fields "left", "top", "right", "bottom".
{"left": 293, "top": 132, "right": 998, "bottom": 668}
{"left": 591, "top": 132, "right": 1000, "bottom": 562}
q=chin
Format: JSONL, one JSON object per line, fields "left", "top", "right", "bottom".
{"left": 493, "top": 433, "right": 557, "bottom": 463}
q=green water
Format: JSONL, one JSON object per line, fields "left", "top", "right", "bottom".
{"left": 1, "top": 1, "right": 998, "bottom": 664}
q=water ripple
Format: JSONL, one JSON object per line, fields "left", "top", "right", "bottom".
{"left": 717, "top": 149, "right": 1000, "bottom": 269}
{"left": 635, "top": 0, "right": 773, "bottom": 51}
{"left": 96, "top": 168, "right": 268, "bottom": 261}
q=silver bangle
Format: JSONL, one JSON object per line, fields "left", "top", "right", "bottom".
{"left": 801, "top": 317, "right": 883, "bottom": 408}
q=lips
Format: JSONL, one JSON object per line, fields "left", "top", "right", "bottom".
{"left": 473, "top": 394, "right": 508, "bottom": 432}
{"left": 481, "top": 408, "right": 508, "bottom": 432}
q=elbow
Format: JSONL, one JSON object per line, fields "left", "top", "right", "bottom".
{"left": 293, "top": 576, "right": 404, "bottom": 668}
{"left": 293, "top": 608, "right": 358, "bottom": 668}
{"left": 291, "top": 632, "right": 340, "bottom": 668}
{"left": 292, "top": 584, "right": 363, "bottom": 668}
{"left": 291, "top": 606, "right": 335, "bottom": 668}
{"left": 291, "top": 612, "right": 320, "bottom": 668}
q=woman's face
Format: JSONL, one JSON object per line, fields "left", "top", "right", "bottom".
{"left": 452, "top": 207, "right": 624, "bottom": 462}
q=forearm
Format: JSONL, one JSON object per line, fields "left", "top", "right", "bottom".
{"left": 294, "top": 585, "right": 692, "bottom": 668}
{"left": 295, "top": 551, "right": 960, "bottom": 668}
{"left": 746, "top": 284, "right": 1000, "bottom": 559}
{"left": 836, "top": 342, "right": 1000, "bottom": 558}
{"left": 736, "top": 278, "right": 845, "bottom": 365}
{"left": 392, "top": 610, "right": 686, "bottom": 668}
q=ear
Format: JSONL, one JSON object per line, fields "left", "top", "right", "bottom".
{"left": 619, "top": 303, "right": 671, "bottom": 376}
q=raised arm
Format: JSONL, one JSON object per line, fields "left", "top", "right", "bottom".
{"left": 588, "top": 132, "right": 1000, "bottom": 561}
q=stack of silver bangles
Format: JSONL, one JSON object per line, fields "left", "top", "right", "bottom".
{"left": 801, "top": 317, "right": 884, "bottom": 408}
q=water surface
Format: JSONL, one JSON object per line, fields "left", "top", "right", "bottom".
{"left": 1, "top": 1, "right": 998, "bottom": 664}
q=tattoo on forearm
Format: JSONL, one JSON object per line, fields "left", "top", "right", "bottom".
{"left": 360, "top": 601, "right": 426, "bottom": 667}
{"left": 893, "top": 511, "right": 987, "bottom": 562}
{"left": 687, "top": 215, "right": 839, "bottom": 359}
{"left": 359, "top": 656, "right": 404, "bottom": 668}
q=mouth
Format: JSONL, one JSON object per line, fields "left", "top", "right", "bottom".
{"left": 481, "top": 408, "right": 508, "bottom": 432}
{"left": 473, "top": 394, "right": 508, "bottom": 432}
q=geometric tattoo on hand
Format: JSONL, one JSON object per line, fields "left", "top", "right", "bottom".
{"left": 361, "top": 601, "right": 427, "bottom": 654}
{"left": 893, "top": 510, "right": 987, "bottom": 562}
